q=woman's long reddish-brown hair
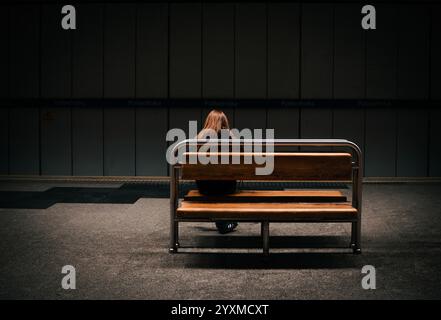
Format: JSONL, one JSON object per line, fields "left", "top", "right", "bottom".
{"left": 198, "top": 109, "right": 230, "bottom": 138}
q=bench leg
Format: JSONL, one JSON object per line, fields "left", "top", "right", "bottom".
{"left": 261, "top": 221, "right": 270, "bottom": 256}
{"left": 351, "top": 221, "right": 361, "bottom": 254}
{"left": 350, "top": 222, "right": 356, "bottom": 249}
{"left": 169, "top": 220, "right": 179, "bottom": 253}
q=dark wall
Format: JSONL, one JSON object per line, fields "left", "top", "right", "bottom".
{"left": 0, "top": 2, "right": 440, "bottom": 177}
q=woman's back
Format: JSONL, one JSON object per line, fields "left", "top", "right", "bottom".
{"left": 196, "top": 109, "right": 238, "bottom": 233}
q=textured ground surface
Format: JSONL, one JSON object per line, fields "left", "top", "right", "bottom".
{"left": 0, "top": 182, "right": 440, "bottom": 299}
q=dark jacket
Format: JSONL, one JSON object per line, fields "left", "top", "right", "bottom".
{"left": 196, "top": 131, "right": 237, "bottom": 195}
{"left": 196, "top": 180, "right": 237, "bottom": 195}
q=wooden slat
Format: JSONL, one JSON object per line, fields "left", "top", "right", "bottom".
{"left": 184, "top": 190, "right": 347, "bottom": 203}
{"left": 177, "top": 201, "right": 357, "bottom": 220}
{"left": 181, "top": 152, "right": 352, "bottom": 181}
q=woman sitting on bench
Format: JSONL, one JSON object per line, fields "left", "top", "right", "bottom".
{"left": 196, "top": 109, "right": 238, "bottom": 234}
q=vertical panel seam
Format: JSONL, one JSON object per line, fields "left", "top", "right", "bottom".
{"left": 7, "top": 5, "right": 10, "bottom": 99}
{"left": 134, "top": 107, "right": 137, "bottom": 176}
{"left": 7, "top": 106, "right": 10, "bottom": 175}
{"left": 233, "top": 3, "right": 237, "bottom": 122}
{"left": 70, "top": 106, "right": 73, "bottom": 176}
{"left": 395, "top": 5, "right": 399, "bottom": 100}
{"left": 363, "top": 6, "right": 368, "bottom": 99}
{"left": 427, "top": 109, "right": 431, "bottom": 176}
{"left": 233, "top": 3, "right": 237, "bottom": 100}
{"left": 363, "top": 107, "right": 367, "bottom": 177}
{"left": 38, "top": 4, "right": 42, "bottom": 99}
{"left": 201, "top": 2, "right": 204, "bottom": 99}
{"left": 265, "top": 1, "right": 269, "bottom": 127}
{"left": 428, "top": 4, "right": 432, "bottom": 100}
{"left": 331, "top": 3, "right": 335, "bottom": 99}
{"left": 298, "top": 3, "right": 302, "bottom": 99}
{"left": 166, "top": 3, "right": 170, "bottom": 176}
{"left": 167, "top": 2, "right": 171, "bottom": 99}
{"left": 101, "top": 105, "right": 104, "bottom": 176}
{"left": 102, "top": 4, "right": 106, "bottom": 99}
{"left": 102, "top": 4, "right": 105, "bottom": 175}
{"left": 134, "top": 4, "right": 138, "bottom": 175}
{"left": 7, "top": 6, "right": 10, "bottom": 174}
{"left": 134, "top": 3, "right": 138, "bottom": 98}
{"left": 394, "top": 109, "right": 399, "bottom": 177}
{"left": 394, "top": 7, "right": 399, "bottom": 177}
{"left": 70, "top": 7, "right": 74, "bottom": 175}
{"left": 265, "top": 1, "right": 269, "bottom": 100}
{"left": 38, "top": 4, "right": 42, "bottom": 175}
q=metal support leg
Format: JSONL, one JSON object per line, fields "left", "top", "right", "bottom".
{"left": 353, "top": 220, "right": 361, "bottom": 254}
{"left": 169, "top": 165, "right": 179, "bottom": 254}
{"left": 261, "top": 221, "right": 269, "bottom": 256}
{"left": 350, "top": 222, "right": 356, "bottom": 249}
{"left": 169, "top": 220, "right": 179, "bottom": 254}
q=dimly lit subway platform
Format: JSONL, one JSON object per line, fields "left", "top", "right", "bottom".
{"left": 0, "top": 180, "right": 440, "bottom": 299}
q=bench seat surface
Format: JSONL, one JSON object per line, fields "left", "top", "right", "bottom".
{"left": 177, "top": 201, "right": 357, "bottom": 220}
{"left": 184, "top": 190, "right": 347, "bottom": 202}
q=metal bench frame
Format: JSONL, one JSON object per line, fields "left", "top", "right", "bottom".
{"left": 169, "top": 139, "right": 363, "bottom": 255}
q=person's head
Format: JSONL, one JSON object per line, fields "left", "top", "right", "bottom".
{"left": 201, "top": 109, "right": 230, "bottom": 134}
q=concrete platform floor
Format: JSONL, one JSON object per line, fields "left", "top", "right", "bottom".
{"left": 0, "top": 182, "right": 440, "bottom": 299}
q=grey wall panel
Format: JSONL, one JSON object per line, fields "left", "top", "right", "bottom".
{"left": 72, "top": 4, "right": 103, "bottom": 98}
{"left": 431, "top": 5, "right": 441, "bottom": 100}
{"left": 0, "top": 6, "right": 9, "bottom": 98}
{"left": 41, "top": 4, "right": 71, "bottom": 98}
{"left": 235, "top": 3, "right": 267, "bottom": 99}
{"left": 396, "top": 109, "right": 428, "bottom": 177}
{"left": 300, "top": 107, "right": 333, "bottom": 151}
{"left": 9, "top": 107, "right": 39, "bottom": 174}
{"left": 170, "top": 3, "right": 201, "bottom": 98}
{"left": 103, "top": 108, "right": 135, "bottom": 176}
{"left": 300, "top": 108, "right": 333, "bottom": 139}
{"left": 267, "top": 106, "right": 298, "bottom": 152}
{"left": 267, "top": 107, "right": 299, "bottom": 138}
{"left": 9, "top": 5, "right": 39, "bottom": 98}
{"left": 202, "top": 3, "right": 234, "bottom": 99}
{"left": 136, "top": 107, "right": 168, "bottom": 176}
{"left": 41, "top": 107, "right": 72, "bottom": 175}
{"left": 0, "top": 107, "right": 8, "bottom": 174}
{"left": 234, "top": 108, "right": 266, "bottom": 131}
{"left": 301, "top": 4, "right": 333, "bottom": 99}
{"left": 365, "top": 108, "right": 396, "bottom": 177}
{"left": 333, "top": 108, "right": 365, "bottom": 159}
{"left": 169, "top": 107, "right": 201, "bottom": 134}
{"left": 366, "top": 5, "right": 397, "bottom": 99}
{"left": 267, "top": 107, "right": 300, "bottom": 151}
{"left": 72, "top": 107, "right": 103, "bottom": 176}
{"left": 301, "top": 107, "right": 334, "bottom": 152}
{"left": 268, "top": 3, "right": 300, "bottom": 99}
{"left": 333, "top": 4, "right": 365, "bottom": 99}
{"left": 429, "top": 109, "right": 441, "bottom": 176}
{"left": 137, "top": 4, "right": 168, "bottom": 98}
{"left": 397, "top": 5, "right": 430, "bottom": 100}
{"left": 103, "top": 4, "right": 136, "bottom": 98}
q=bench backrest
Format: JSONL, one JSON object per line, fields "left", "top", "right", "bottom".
{"left": 180, "top": 152, "right": 353, "bottom": 181}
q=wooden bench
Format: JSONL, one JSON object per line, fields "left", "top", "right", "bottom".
{"left": 169, "top": 139, "right": 362, "bottom": 255}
